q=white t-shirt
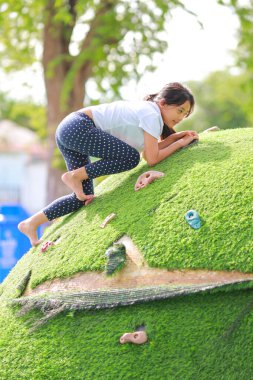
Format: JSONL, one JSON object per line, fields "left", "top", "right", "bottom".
{"left": 90, "top": 101, "right": 163, "bottom": 152}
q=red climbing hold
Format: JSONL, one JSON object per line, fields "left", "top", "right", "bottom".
{"left": 41, "top": 241, "right": 55, "bottom": 252}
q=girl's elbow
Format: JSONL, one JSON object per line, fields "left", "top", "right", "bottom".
{"left": 143, "top": 149, "right": 159, "bottom": 166}
{"left": 146, "top": 158, "right": 157, "bottom": 167}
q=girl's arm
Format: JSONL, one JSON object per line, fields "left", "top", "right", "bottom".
{"left": 158, "top": 131, "right": 198, "bottom": 150}
{"left": 143, "top": 131, "right": 196, "bottom": 166}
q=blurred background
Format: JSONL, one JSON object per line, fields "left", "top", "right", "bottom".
{"left": 0, "top": 0, "right": 252, "bottom": 281}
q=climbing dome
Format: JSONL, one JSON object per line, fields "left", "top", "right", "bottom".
{"left": 0, "top": 128, "right": 253, "bottom": 379}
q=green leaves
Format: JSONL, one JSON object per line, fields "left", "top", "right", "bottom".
{"left": 0, "top": 0, "right": 196, "bottom": 102}
{"left": 178, "top": 71, "right": 253, "bottom": 132}
{"left": 0, "top": 93, "right": 47, "bottom": 138}
{"left": 0, "top": 0, "right": 44, "bottom": 69}
{"left": 218, "top": 1, "right": 253, "bottom": 122}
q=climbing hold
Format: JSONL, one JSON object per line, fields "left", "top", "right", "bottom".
{"left": 120, "top": 331, "right": 148, "bottom": 345}
{"left": 134, "top": 171, "right": 164, "bottom": 191}
{"left": 16, "top": 269, "right": 32, "bottom": 297}
{"left": 203, "top": 126, "right": 220, "bottom": 133}
{"left": 105, "top": 244, "right": 126, "bottom": 276}
{"left": 185, "top": 210, "right": 202, "bottom": 229}
{"left": 41, "top": 241, "right": 55, "bottom": 253}
{"left": 100, "top": 213, "right": 116, "bottom": 228}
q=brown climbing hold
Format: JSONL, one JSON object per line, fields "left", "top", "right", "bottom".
{"left": 134, "top": 171, "right": 164, "bottom": 191}
{"left": 120, "top": 331, "right": 148, "bottom": 345}
{"left": 100, "top": 213, "right": 116, "bottom": 228}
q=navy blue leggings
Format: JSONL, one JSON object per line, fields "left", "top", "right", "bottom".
{"left": 43, "top": 112, "right": 140, "bottom": 220}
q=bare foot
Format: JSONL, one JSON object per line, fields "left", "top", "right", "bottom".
{"left": 18, "top": 219, "right": 41, "bottom": 247}
{"left": 134, "top": 171, "right": 165, "bottom": 191}
{"left": 62, "top": 172, "right": 92, "bottom": 201}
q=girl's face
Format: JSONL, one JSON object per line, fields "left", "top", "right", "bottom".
{"left": 158, "top": 100, "right": 191, "bottom": 128}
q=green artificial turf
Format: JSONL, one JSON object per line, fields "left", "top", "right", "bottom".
{"left": 1, "top": 288, "right": 253, "bottom": 380}
{"left": 0, "top": 128, "right": 253, "bottom": 380}
{"left": 0, "top": 128, "right": 252, "bottom": 297}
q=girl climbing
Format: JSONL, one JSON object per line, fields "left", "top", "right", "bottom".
{"left": 18, "top": 82, "right": 198, "bottom": 246}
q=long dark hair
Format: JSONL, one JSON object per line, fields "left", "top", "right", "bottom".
{"left": 144, "top": 82, "right": 195, "bottom": 140}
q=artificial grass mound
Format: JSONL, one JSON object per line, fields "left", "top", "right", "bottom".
{"left": 0, "top": 128, "right": 253, "bottom": 380}
{"left": 0, "top": 128, "right": 253, "bottom": 299}
{"left": 1, "top": 287, "right": 253, "bottom": 379}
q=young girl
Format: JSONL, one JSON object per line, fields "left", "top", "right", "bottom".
{"left": 18, "top": 82, "right": 198, "bottom": 246}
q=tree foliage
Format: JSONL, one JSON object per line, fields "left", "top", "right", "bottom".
{"left": 176, "top": 1, "right": 253, "bottom": 133}
{"left": 0, "top": 0, "right": 193, "bottom": 105}
{"left": 218, "top": 1, "right": 253, "bottom": 120}
{"left": 178, "top": 70, "right": 253, "bottom": 132}
{"left": 0, "top": 91, "right": 46, "bottom": 138}
{"left": 219, "top": 0, "right": 253, "bottom": 72}
{"left": 0, "top": 0, "right": 196, "bottom": 201}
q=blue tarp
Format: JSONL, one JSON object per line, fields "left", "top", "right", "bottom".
{"left": 0, "top": 204, "right": 31, "bottom": 283}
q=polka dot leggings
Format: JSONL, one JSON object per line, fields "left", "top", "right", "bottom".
{"left": 43, "top": 112, "right": 140, "bottom": 220}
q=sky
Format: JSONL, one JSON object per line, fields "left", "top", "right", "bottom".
{"left": 0, "top": 0, "right": 239, "bottom": 104}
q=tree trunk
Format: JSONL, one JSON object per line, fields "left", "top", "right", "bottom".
{"left": 45, "top": 80, "right": 86, "bottom": 204}
{"left": 42, "top": 1, "right": 85, "bottom": 204}
{"left": 42, "top": 0, "right": 112, "bottom": 204}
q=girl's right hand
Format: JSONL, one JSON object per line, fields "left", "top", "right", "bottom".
{"left": 183, "top": 130, "right": 199, "bottom": 139}
{"left": 177, "top": 135, "right": 196, "bottom": 148}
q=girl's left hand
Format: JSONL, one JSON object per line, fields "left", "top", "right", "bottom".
{"left": 184, "top": 130, "right": 199, "bottom": 139}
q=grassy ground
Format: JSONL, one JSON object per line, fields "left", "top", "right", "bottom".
{"left": 0, "top": 128, "right": 253, "bottom": 379}
{"left": 1, "top": 128, "right": 252, "bottom": 297}
{"left": 1, "top": 287, "right": 253, "bottom": 380}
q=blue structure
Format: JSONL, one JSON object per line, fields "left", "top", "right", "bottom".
{"left": 184, "top": 209, "right": 202, "bottom": 229}
{"left": 0, "top": 204, "right": 31, "bottom": 283}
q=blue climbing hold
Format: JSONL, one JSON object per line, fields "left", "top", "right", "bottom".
{"left": 185, "top": 210, "right": 202, "bottom": 229}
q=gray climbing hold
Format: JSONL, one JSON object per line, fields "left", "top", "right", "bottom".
{"left": 105, "top": 244, "right": 126, "bottom": 276}
{"left": 16, "top": 269, "right": 32, "bottom": 297}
